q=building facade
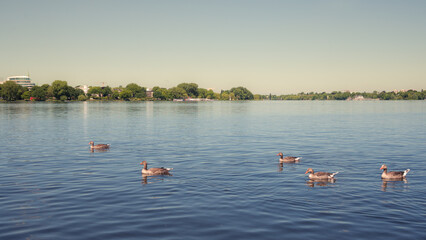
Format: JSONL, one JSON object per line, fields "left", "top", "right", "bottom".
{"left": 146, "top": 88, "right": 154, "bottom": 98}
{"left": 76, "top": 85, "right": 89, "bottom": 95}
{"left": 6, "top": 76, "right": 35, "bottom": 88}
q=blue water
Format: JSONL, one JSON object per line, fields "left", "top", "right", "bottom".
{"left": 0, "top": 101, "right": 425, "bottom": 239}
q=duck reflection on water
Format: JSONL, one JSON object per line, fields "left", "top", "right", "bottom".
{"left": 306, "top": 178, "right": 336, "bottom": 187}
{"left": 90, "top": 148, "right": 110, "bottom": 153}
{"left": 277, "top": 161, "right": 300, "bottom": 172}
{"left": 142, "top": 174, "right": 172, "bottom": 185}
{"left": 381, "top": 178, "right": 408, "bottom": 192}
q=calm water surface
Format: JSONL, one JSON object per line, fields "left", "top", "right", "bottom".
{"left": 1, "top": 101, "right": 425, "bottom": 239}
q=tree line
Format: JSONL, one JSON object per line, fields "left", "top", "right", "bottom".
{"left": 1, "top": 80, "right": 424, "bottom": 102}
{"left": 0, "top": 80, "right": 85, "bottom": 101}
{"left": 257, "top": 90, "right": 426, "bottom": 101}
{"left": 0, "top": 80, "right": 254, "bottom": 101}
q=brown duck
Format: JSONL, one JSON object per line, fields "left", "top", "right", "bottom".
{"left": 277, "top": 152, "right": 301, "bottom": 163}
{"left": 89, "top": 141, "right": 110, "bottom": 149}
{"left": 140, "top": 161, "right": 173, "bottom": 175}
{"left": 380, "top": 164, "right": 410, "bottom": 179}
{"left": 305, "top": 168, "right": 339, "bottom": 180}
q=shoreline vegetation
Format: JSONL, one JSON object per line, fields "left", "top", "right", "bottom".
{"left": 0, "top": 80, "right": 425, "bottom": 102}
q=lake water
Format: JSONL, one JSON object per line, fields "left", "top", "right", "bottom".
{"left": 1, "top": 101, "right": 425, "bottom": 239}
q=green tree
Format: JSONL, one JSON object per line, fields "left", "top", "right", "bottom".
{"left": 220, "top": 91, "right": 230, "bottom": 100}
{"left": 126, "top": 83, "right": 146, "bottom": 98}
{"left": 119, "top": 89, "right": 133, "bottom": 100}
{"left": 214, "top": 92, "right": 221, "bottom": 99}
{"left": 332, "top": 91, "right": 350, "bottom": 100}
{"left": 40, "top": 84, "right": 50, "bottom": 91}
{"left": 88, "top": 86, "right": 102, "bottom": 98}
{"left": 168, "top": 87, "right": 188, "bottom": 99}
{"left": 111, "top": 88, "right": 121, "bottom": 99}
{"left": 41, "top": 84, "right": 53, "bottom": 98}
{"left": 206, "top": 89, "right": 216, "bottom": 99}
{"left": 30, "top": 86, "right": 47, "bottom": 101}
{"left": 78, "top": 95, "right": 87, "bottom": 101}
{"left": 230, "top": 86, "right": 254, "bottom": 100}
{"left": 1, "top": 81, "right": 25, "bottom": 101}
{"left": 135, "top": 91, "right": 147, "bottom": 98}
{"left": 68, "top": 86, "right": 83, "bottom": 100}
{"left": 50, "top": 80, "right": 69, "bottom": 100}
{"left": 177, "top": 83, "right": 198, "bottom": 97}
{"left": 378, "top": 91, "right": 395, "bottom": 100}
{"left": 21, "top": 90, "right": 31, "bottom": 100}
{"left": 152, "top": 86, "right": 169, "bottom": 100}
{"left": 101, "top": 86, "right": 112, "bottom": 99}
{"left": 197, "top": 88, "right": 208, "bottom": 98}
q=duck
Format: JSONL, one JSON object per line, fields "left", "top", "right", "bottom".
{"left": 89, "top": 141, "right": 110, "bottom": 149}
{"left": 140, "top": 161, "right": 173, "bottom": 175}
{"left": 305, "top": 168, "right": 339, "bottom": 180}
{"left": 380, "top": 164, "right": 410, "bottom": 179}
{"left": 277, "top": 152, "right": 301, "bottom": 163}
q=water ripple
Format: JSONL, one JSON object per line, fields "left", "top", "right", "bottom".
{"left": 0, "top": 101, "right": 425, "bottom": 239}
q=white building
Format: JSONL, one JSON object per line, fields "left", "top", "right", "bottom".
{"left": 146, "top": 88, "right": 153, "bottom": 98}
{"left": 76, "top": 85, "right": 89, "bottom": 94}
{"left": 6, "top": 76, "right": 35, "bottom": 88}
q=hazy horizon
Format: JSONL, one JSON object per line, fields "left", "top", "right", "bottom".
{"left": 1, "top": 0, "right": 425, "bottom": 94}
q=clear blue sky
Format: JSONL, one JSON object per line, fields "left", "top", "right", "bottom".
{"left": 1, "top": 0, "right": 425, "bottom": 94}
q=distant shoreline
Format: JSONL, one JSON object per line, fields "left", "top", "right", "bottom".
{"left": 1, "top": 98, "right": 425, "bottom": 104}
{"left": 1, "top": 79, "right": 424, "bottom": 102}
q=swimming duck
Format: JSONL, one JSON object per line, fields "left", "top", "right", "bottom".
{"left": 277, "top": 152, "right": 301, "bottom": 163}
{"left": 89, "top": 141, "right": 110, "bottom": 149}
{"left": 305, "top": 168, "right": 339, "bottom": 180}
{"left": 140, "top": 161, "right": 173, "bottom": 175}
{"left": 380, "top": 164, "right": 410, "bottom": 179}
